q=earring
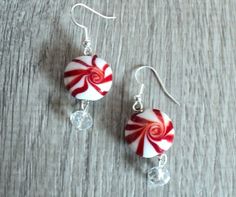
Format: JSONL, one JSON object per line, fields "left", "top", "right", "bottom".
{"left": 64, "top": 3, "right": 116, "bottom": 130}
{"left": 124, "top": 66, "right": 180, "bottom": 187}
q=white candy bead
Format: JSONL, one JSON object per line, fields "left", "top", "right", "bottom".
{"left": 125, "top": 109, "right": 175, "bottom": 158}
{"left": 64, "top": 55, "right": 112, "bottom": 101}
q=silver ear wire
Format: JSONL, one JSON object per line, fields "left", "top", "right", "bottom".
{"left": 134, "top": 65, "right": 180, "bottom": 106}
{"left": 71, "top": 3, "right": 116, "bottom": 55}
{"left": 132, "top": 83, "right": 144, "bottom": 112}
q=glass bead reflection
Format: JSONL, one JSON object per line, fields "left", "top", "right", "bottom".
{"left": 147, "top": 166, "right": 170, "bottom": 187}
{"left": 70, "top": 110, "right": 93, "bottom": 131}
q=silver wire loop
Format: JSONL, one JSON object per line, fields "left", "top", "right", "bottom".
{"left": 135, "top": 66, "right": 180, "bottom": 106}
{"left": 158, "top": 154, "right": 167, "bottom": 168}
{"left": 71, "top": 3, "right": 116, "bottom": 55}
{"left": 82, "top": 40, "right": 92, "bottom": 56}
{"left": 75, "top": 99, "right": 90, "bottom": 112}
{"left": 132, "top": 84, "right": 144, "bottom": 112}
{"left": 132, "top": 94, "right": 144, "bottom": 112}
{"left": 81, "top": 100, "right": 89, "bottom": 112}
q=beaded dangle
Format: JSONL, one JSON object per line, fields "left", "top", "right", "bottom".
{"left": 124, "top": 66, "right": 180, "bottom": 186}
{"left": 64, "top": 3, "right": 116, "bottom": 130}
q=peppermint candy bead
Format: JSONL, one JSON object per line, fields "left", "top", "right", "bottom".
{"left": 125, "top": 109, "right": 174, "bottom": 158}
{"left": 64, "top": 55, "right": 112, "bottom": 101}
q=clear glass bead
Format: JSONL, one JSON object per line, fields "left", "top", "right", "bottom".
{"left": 70, "top": 110, "right": 93, "bottom": 131}
{"left": 147, "top": 166, "right": 170, "bottom": 187}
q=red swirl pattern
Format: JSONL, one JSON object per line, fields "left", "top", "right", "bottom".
{"left": 125, "top": 109, "right": 174, "bottom": 157}
{"left": 64, "top": 55, "right": 112, "bottom": 98}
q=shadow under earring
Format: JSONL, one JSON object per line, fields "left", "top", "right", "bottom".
{"left": 124, "top": 66, "right": 180, "bottom": 187}
{"left": 64, "top": 3, "right": 116, "bottom": 131}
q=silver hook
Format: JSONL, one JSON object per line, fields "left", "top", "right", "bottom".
{"left": 135, "top": 66, "right": 180, "bottom": 106}
{"left": 71, "top": 3, "right": 116, "bottom": 42}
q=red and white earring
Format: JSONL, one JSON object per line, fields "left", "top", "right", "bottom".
{"left": 64, "top": 4, "right": 116, "bottom": 130}
{"left": 124, "top": 66, "right": 180, "bottom": 186}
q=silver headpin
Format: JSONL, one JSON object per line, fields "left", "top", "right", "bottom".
{"left": 71, "top": 3, "right": 116, "bottom": 55}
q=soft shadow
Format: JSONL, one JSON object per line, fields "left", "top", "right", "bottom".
{"left": 38, "top": 23, "right": 83, "bottom": 121}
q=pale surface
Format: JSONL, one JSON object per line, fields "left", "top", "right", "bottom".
{"left": 0, "top": 0, "right": 236, "bottom": 197}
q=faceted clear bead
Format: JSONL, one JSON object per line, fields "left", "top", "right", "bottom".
{"left": 70, "top": 110, "right": 93, "bottom": 131}
{"left": 147, "top": 166, "right": 170, "bottom": 187}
